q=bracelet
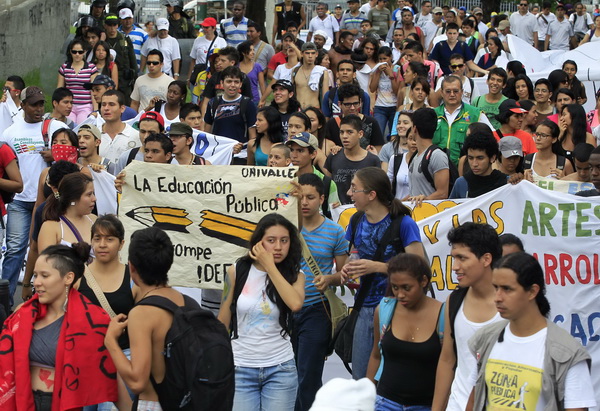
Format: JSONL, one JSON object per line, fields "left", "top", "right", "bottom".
{"left": 23, "top": 283, "right": 32, "bottom": 287}
{"left": 174, "top": 73, "right": 180, "bottom": 76}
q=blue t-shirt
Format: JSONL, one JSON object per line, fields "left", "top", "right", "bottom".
{"left": 321, "top": 89, "right": 371, "bottom": 119}
{"left": 345, "top": 213, "right": 421, "bottom": 307}
{"left": 204, "top": 95, "right": 257, "bottom": 143}
{"left": 301, "top": 218, "right": 348, "bottom": 307}
{"left": 429, "top": 41, "right": 474, "bottom": 75}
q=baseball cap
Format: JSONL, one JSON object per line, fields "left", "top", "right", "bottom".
{"left": 401, "top": 6, "right": 414, "bottom": 15}
{"left": 335, "top": 4, "right": 342, "bottom": 8}
{"left": 499, "top": 99, "right": 528, "bottom": 115}
{"left": 433, "top": 6, "right": 443, "bottom": 13}
{"left": 104, "top": 14, "right": 119, "bottom": 25}
{"left": 498, "top": 20, "right": 510, "bottom": 30}
{"left": 168, "top": 122, "right": 193, "bottom": 136}
{"left": 302, "top": 42, "right": 318, "bottom": 52}
{"left": 313, "top": 30, "right": 329, "bottom": 40}
{"left": 498, "top": 136, "right": 523, "bottom": 158}
{"left": 119, "top": 8, "right": 133, "bottom": 19}
{"left": 156, "top": 17, "right": 170, "bottom": 31}
{"left": 282, "top": 32, "right": 296, "bottom": 42}
{"left": 202, "top": 17, "right": 217, "bottom": 27}
{"left": 20, "top": 86, "right": 45, "bottom": 104}
{"left": 459, "top": 6, "right": 467, "bottom": 11}
{"left": 473, "top": 7, "right": 483, "bottom": 14}
{"left": 83, "top": 74, "right": 116, "bottom": 90}
{"left": 271, "top": 79, "right": 294, "bottom": 92}
{"left": 78, "top": 124, "right": 102, "bottom": 140}
{"left": 92, "top": 0, "right": 108, "bottom": 6}
{"left": 286, "top": 132, "right": 319, "bottom": 150}
{"left": 347, "top": 0, "right": 359, "bottom": 3}
{"left": 310, "top": 378, "right": 376, "bottom": 411}
{"left": 140, "top": 111, "right": 165, "bottom": 129}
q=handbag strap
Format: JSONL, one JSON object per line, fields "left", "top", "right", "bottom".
{"left": 60, "top": 215, "right": 85, "bottom": 243}
{"left": 83, "top": 268, "right": 117, "bottom": 318}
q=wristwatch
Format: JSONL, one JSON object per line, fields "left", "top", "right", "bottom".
{"left": 174, "top": 72, "right": 180, "bottom": 76}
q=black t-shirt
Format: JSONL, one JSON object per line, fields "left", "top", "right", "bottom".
{"left": 201, "top": 71, "right": 254, "bottom": 100}
{"left": 324, "top": 115, "right": 385, "bottom": 148}
{"left": 324, "top": 150, "right": 382, "bottom": 204}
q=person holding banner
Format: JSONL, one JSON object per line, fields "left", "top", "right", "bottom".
{"left": 466, "top": 252, "right": 596, "bottom": 411}
{"left": 218, "top": 213, "right": 305, "bottom": 411}
{"left": 343, "top": 166, "right": 424, "bottom": 379}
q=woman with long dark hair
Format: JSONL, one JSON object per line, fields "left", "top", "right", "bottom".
{"left": 558, "top": 104, "right": 596, "bottom": 159}
{"left": 386, "top": 112, "right": 417, "bottom": 199}
{"left": 92, "top": 41, "right": 119, "bottom": 88}
{"left": 218, "top": 213, "right": 305, "bottom": 410}
{"left": 238, "top": 40, "right": 266, "bottom": 104}
{"left": 367, "top": 254, "right": 443, "bottom": 410}
{"left": 248, "top": 106, "right": 284, "bottom": 166}
{"left": 519, "top": 99, "right": 538, "bottom": 135}
{"left": 524, "top": 119, "right": 574, "bottom": 181}
{"left": 343, "top": 167, "right": 424, "bottom": 379}
{"left": 360, "top": 38, "right": 380, "bottom": 69}
{"left": 145, "top": 80, "right": 187, "bottom": 127}
{"left": 476, "top": 37, "right": 506, "bottom": 71}
{"left": 562, "top": 60, "right": 587, "bottom": 105}
{"left": 511, "top": 74, "right": 535, "bottom": 103}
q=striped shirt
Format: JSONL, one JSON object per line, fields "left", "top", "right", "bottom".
{"left": 119, "top": 25, "right": 148, "bottom": 68}
{"left": 340, "top": 10, "right": 367, "bottom": 33}
{"left": 221, "top": 16, "right": 250, "bottom": 47}
{"left": 58, "top": 62, "right": 98, "bottom": 105}
{"left": 301, "top": 218, "right": 348, "bottom": 307}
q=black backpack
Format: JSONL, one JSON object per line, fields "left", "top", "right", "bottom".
{"left": 136, "top": 295, "right": 234, "bottom": 411}
{"left": 410, "top": 145, "right": 459, "bottom": 195}
{"left": 447, "top": 287, "right": 469, "bottom": 357}
{"left": 523, "top": 153, "right": 566, "bottom": 171}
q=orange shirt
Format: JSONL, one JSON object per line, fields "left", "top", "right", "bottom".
{"left": 493, "top": 129, "right": 538, "bottom": 156}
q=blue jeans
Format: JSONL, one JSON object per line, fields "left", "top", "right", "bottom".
{"left": 2, "top": 200, "right": 34, "bottom": 307}
{"left": 373, "top": 105, "right": 397, "bottom": 140}
{"left": 233, "top": 359, "right": 298, "bottom": 411}
{"left": 375, "top": 395, "right": 431, "bottom": 411}
{"left": 291, "top": 302, "right": 331, "bottom": 411}
{"left": 352, "top": 305, "right": 375, "bottom": 380}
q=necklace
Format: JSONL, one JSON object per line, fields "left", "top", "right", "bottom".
{"left": 410, "top": 326, "right": 420, "bottom": 341}
{"left": 300, "top": 66, "right": 311, "bottom": 81}
{"left": 141, "top": 285, "right": 169, "bottom": 299}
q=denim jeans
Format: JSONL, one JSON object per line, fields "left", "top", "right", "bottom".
{"left": 291, "top": 302, "right": 331, "bottom": 411}
{"left": 373, "top": 105, "right": 397, "bottom": 140}
{"left": 233, "top": 359, "right": 298, "bottom": 411}
{"left": 352, "top": 305, "right": 376, "bottom": 380}
{"left": 2, "top": 200, "right": 34, "bottom": 307}
{"left": 375, "top": 395, "right": 432, "bottom": 411}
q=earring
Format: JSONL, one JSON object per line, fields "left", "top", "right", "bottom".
{"left": 54, "top": 192, "right": 60, "bottom": 199}
{"left": 63, "top": 286, "right": 69, "bottom": 312}
{"left": 70, "top": 202, "right": 76, "bottom": 206}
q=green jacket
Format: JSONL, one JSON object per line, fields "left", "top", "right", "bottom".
{"left": 432, "top": 103, "right": 485, "bottom": 165}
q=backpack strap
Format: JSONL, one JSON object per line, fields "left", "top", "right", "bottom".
{"left": 448, "top": 287, "right": 469, "bottom": 355}
{"left": 136, "top": 294, "right": 195, "bottom": 312}
{"left": 468, "top": 77, "right": 475, "bottom": 101}
{"left": 240, "top": 96, "right": 249, "bottom": 137}
{"left": 321, "top": 175, "right": 332, "bottom": 218}
{"left": 42, "top": 118, "right": 52, "bottom": 149}
{"left": 348, "top": 210, "right": 365, "bottom": 252}
{"left": 229, "top": 258, "right": 253, "bottom": 339}
{"left": 328, "top": 87, "right": 338, "bottom": 116}
{"left": 556, "top": 155, "right": 566, "bottom": 170}
{"left": 127, "top": 147, "right": 140, "bottom": 166}
{"left": 211, "top": 95, "right": 223, "bottom": 122}
{"left": 391, "top": 152, "right": 404, "bottom": 198}
{"left": 523, "top": 153, "right": 534, "bottom": 170}
{"left": 420, "top": 145, "right": 440, "bottom": 189}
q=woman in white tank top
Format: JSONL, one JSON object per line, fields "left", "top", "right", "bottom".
{"left": 218, "top": 213, "right": 305, "bottom": 411}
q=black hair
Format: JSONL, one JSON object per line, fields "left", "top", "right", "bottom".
{"left": 573, "top": 143, "right": 595, "bottom": 162}
{"left": 407, "top": 61, "right": 428, "bottom": 78}
{"left": 339, "top": 31, "right": 353, "bottom": 41}
{"left": 129, "top": 227, "right": 173, "bottom": 286}
{"left": 561, "top": 104, "right": 589, "bottom": 148}
{"left": 47, "top": 160, "right": 81, "bottom": 189}
{"left": 412, "top": 107, "right": 437, "bottom": 140}
{"left": 494, "top": 252, "right": 550, "bottom": 317}
{"left": 52, "top": 127, "right": 79, "bottom": 147}
{"left": 145, "top": 132, "right": 174, "bottom": 155}
{"left": 238, "top": 213, "right": 301, "bottom": 336}
{"left": 387, "top": 253, "right": 432, "bottom": 292}
{"left": 288, "top": 111, "right": 312, "bottom": 134}
{"left": 92, "top": 41, "right": 114, "bottom": 76}
{"left": 463, "top": 131, "right": 499, "bottom": 161}
{"left": 411, "top": 77, "right": 431, "bottom": 96}
{"left": 6, "top": 75, "right": 25, "bottom": 91}
{"left": 360, "top": 38, "right": 380, "bottom": 58}
{"left": 485, "top": 28, "right": 498, "bottom": 40}
{"left": 548, "top": 69, "right": 569, "bottom": 101}
{"left": 393, "top": 111, "right": 413, "bottom": 153}
{"left": 534, "top": 78, "right": 553, "bottom": 99}
{"left": 554, "top": 87, "right": 575, "bottom": 106}
{"left": 447, "top": 222, "right": 502, "bottom": 264}
{"left": 52, "top": 87, "right": 73, "bottom": 104}
{"left": 246, "top": 21, "right": 262, "bottom": 33}
{"left": 506, "top": 60, "right": 526, "bottom": 77}
{"left": 285, "top": 21, "right": 299, "bottom": 30}
{"left": 218, "top": 46, "right": 241, "bottom": 65}
{"left": 66, "top": 39, "right": 87, "bottom": 64}
{"left": 518, "top": 99, "right": 536, "bottom": 112}
{"left": 337, "top": 83, "right": 362, "bottom": 102}
{"left": 340, "top": 114, "right": 363, "bottom": 132}
{"left": 85, "top": 26, "right": 104, "bottom": 41}
{"left": 461, "top": 19, "right": 475, "bottom": 28}
{"left": 449, "top": 53, "right": 465, "bottom": 62}
{"left": 256, "top": 106, "right": 284, "bottom": 146}
{"left": 101, "top": 89, "right": 125, "bottom": 106}
{"left": 467, "top": 122, "right": 493, "bottom": 138}
{"left": 488, "top": 67, "right": 508, "bottom": 86}
{"left": 377, "top": 46, "right": 393, "bottom": 59}
{"left": 487, "top": 37, "right": 505, "bottom": 57}
{"left": 337, "top": 59, "right": 356, "bottom": 72}
{"left": 40, "top": 243, "right": 91, "bottom": 284}
{"left": 270, "top": 92, "right": 302, "bottom": 114}
{"left": 303, "top": 107, "right": 327, "bottom": 147}
{"left": 43, "top": 172, "right": 94, "bottom": 222}
{"left": 354, "top": 167, "right": 412, "bottom": 219}
{"left": 237, "top": 40, "right": 254, "bottom": 59}
{"left": 179, "top": 102, "right": 201, "bottom": 119}
{"left": 446, "top": 22, "right": 459, "bottom": 31}
{"left": 537, "top": 119, "right": 560, "bottom": 141}
{"left": 499, "top": 233, "right": 524, "bottom": 252}
{"left": 147, "top": 49, "right": 164, "bottom": 62}
{"left": 168, "top": 80, "right": 187, "bottom": 106}
{"left": 542, "top": 0, "right": 551, "bottom": 8}
{"left": 298, "top": 172, "right": 325, "bottom": 196}
{"left": 562, "top": 59, "right": 577, "bottom": 72}
{"left": 509, "top": 74, "right": 534, "bottom": 100}
{"left": 315, "top": 49, "right": 329, "bottom": 66}
{"left": 403, "top": 40, "right": 423, "bottom": 54}
{"left": 92, "top": 214, "right": 125, "bottom": 241}
{"left": 221, "top": 65, "right": 244, "bottom": 81}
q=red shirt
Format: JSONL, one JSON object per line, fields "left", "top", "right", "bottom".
{"left": 493, "top": 129, "right": 538, "bottom": 156}
{"left": 0, "top": 144, "right": 16, "bottom": 216}
{"left": 268, "top": 52, "right": 288, "bottom": 71}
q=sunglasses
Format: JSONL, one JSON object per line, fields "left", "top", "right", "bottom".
{"left": 450, "top": 64, "right": 464, "bottom": 69}
{"left": 71, "top": 50, "right": 85, "bottom": 55}
{"left": 147, "top": 61, "right": 161, "bottom": 66}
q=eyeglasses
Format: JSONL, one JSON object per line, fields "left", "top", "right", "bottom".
{"left": 450, "top": 64, "right": 464, "bottom": 69}
{"left": 443, "top": 89, "right": 461, "bottom": 95}
{"left": 342, "top": 101, "right": 361, "bottom": 107}
{"left": 534, "top": 132, "right": 552, "bottom": 139}
{"left": 71, "top": 50, "right": 85, "bottom": 55}
{"left": 147, "top": 61, "right": 161, "bottom": 66}
{"left": 350, "top": 188, "right": 370, "bottom": 193}
{"left": 3, "top": 87, "right": 20, "bottom": 93}
{"left": 232, "top": 8, "right": 243, "bottom": 11}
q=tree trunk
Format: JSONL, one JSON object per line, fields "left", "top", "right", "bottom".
{"left": 245, "top": 0, "right": 267, "bottom": 42}
{"left": 482, "top": 1, "right": 502, "bottom": 24}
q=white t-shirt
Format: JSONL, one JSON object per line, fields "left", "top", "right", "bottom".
{"left": 509, "top": 12, "right": 538, "bottom": 45}
{"left": 141, "top": 36, "right": 182, "bottom": 76}
{"left": 359, "top": 2, "right": 372, "bottom": 15}
{"left": 273, "top": 62, "right": 300, "bottom": 82}
{"left": 99, "top": 123, "right": 140, "bottom": 165}
{"left": 189, "top": 35, "right": 227, "bottom": 65}
{"left": 231, "top": 264, "right": 294, "bottom": 367}
{"left": 308, "top": 15, "right": 340, "bottom": 45}
{"left": 547, "top": 18, "right": 574, "bottom": 51}
{"left": 387, "top": 152, "right": 410, "bottom": 200}
{"left": 446, "top": 301, "right": 502, "bottom": 411}
{"left": 130, "top": 73, "right": 175, "bottom": 112}
{"left": 158, "top": 105, "right": 180, "bottom": 129}
{"left": 1, "top": 119, "right": 68, "bottom": 202}
{"left": 469, "top": 325, "right": 596, "bottom": 410}
{"left": 569, "top": 12, "right": 593, "bottom": 33}
{"left": 535, "top": 12, "right": 556, "bottom": 40}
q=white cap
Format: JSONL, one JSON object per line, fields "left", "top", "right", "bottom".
{"left": 118, "top": 8, "right": 133, "bottom": 19}
{"left": 156, "top": 17, "right": 169, "bottom": 31}
{"left": 309, "top": 378, "right": 376, "bottom": 411}
{"left": 313, "top": 29, "right": 329, "bottom": 40}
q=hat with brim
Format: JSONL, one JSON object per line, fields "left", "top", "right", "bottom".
{"left": 78, "top": 124, "right": 102, "bottom": 140}
{"left": 498, "top": 136, "right": 524, "bottom": 158}
{"left": 168, "top": 122, "right": 193, "bottom": 137}
{"left": 498, "top": 20, "right": 510, "bottom": 30}
{"left": 20, "top": 86, "right": 45, "bottom": 104}
{"left": 104, "top": 14, "right": 119, "bottom": 25}
{"left": 156, "top": 17, "right": 170, "bottom": 31}
{"left": 83, "top": 74, "right": 116, "bottom": 90}
{"left": 271, "top": 79, "right": 294, "bottom": 92}
{"left": 433, "top": 6, "right": 443, "bottom": 13}
{"left": 285, "top": 132, "right": 319, "bottom": 150}
{"left": 497, "top": 99, "right": 527, "bottom": 123}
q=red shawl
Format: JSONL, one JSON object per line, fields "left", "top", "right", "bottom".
{"left": 0, "top": 288, "right": 118, "bottom": 410}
